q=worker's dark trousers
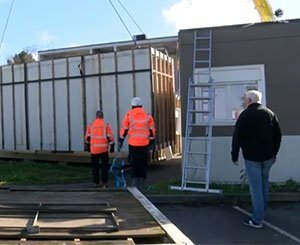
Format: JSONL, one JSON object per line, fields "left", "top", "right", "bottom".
{"left": 91, "top": 152, "right": 109, "bottom": 185}
{"left": 128, "top": 145, "right": 149, "bottom": 179}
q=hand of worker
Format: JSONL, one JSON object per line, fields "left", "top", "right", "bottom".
{"left": 231, "top": 157, "right": 239, "bottom": 166}
{"left": 149, "top": 139, "right": 155, "bottom": 146}
{"left": 118, "top": 138, "right": 124, "bottom": 150}
{"left": 148, "top": 139, "right": 155, "bottom": 151}
{"left": 110, "top": 143, "right": 115, "bottom": 153}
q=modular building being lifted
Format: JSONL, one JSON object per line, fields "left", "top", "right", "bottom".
{"left": 0, "top": 47, "right": 178, "bottom": 160}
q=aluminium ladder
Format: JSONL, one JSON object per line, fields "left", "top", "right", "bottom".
{"left": 171, "top": 30, "right": 221, "bottom": 193}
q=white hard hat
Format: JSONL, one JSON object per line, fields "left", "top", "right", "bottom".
{"left": 131, "top": 97, "right": 142, "bottom": 106}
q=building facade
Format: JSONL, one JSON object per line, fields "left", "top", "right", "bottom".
{"left": 179, "top": 19, "right": 300, "bottom": 182}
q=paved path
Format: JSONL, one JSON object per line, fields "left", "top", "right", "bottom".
{"left": 158, "top": 203, "right": 300, "bottom": 244}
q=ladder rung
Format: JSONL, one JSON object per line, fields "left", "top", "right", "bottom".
{"left": 195, "top": 60, "right": 210, "bottom": 63}
{"left": 189, "top": 110, "right": 211, "bottom": 113}
{"left": 188, "top": 125, "right": 210, "bottom": 128}
{"left": 187, "top": 151, "right": 209, "bottom": 155}
{"left": 188, "top": 124, "right": 211, "bottom": 127}
{"left": 195, "top": 36, "right": 210, "bottom": 40}
{"left": 189, "top": 97, "right": 212, "bottom": 100}
{"left": 194, "top": 71, "right": 211, "bottom": 75}
{"left": 184, "top": 166, "right": 208, "bottom": 170}
{"left": 186, "top": 137, "right": 210, "bottom": 141}
{"left": 195, "top": 48, "right": 210, "bottom": 51}
{"left": 183, "top": 180, "right": 208, "bottom": 185}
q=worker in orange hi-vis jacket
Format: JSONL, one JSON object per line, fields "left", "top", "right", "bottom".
{"left": 85, "top": 110, "right": 115, "bottom": 188}
{"left": 119, "top": 97, "right": 155, "bottom": 188}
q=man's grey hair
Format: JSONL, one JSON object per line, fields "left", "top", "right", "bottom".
{"left": 245, "top": 90, "right": 262, "bottom": 103}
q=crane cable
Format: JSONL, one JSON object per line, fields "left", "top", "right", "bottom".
{"left": 116, "top": 0, "right": 144, "bottom": 34}
{"left": 107, "top": 0, "right": 136, "bottom": 43}
{"left": 0, "top": 0, "right": 15, "bottom": 54}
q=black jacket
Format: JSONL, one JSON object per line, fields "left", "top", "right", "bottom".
{"left": 231, "top": 103, "right": 282, "bottom": 162}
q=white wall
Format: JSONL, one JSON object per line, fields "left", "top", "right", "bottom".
{"left": 184, "top": 136, "right": 300, "bottom": 183}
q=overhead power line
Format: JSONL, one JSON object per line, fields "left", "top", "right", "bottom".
{"left": 116, "top": 0, "right": 144, "bottom": 34}
{"left": 0, "top": 0, "right": 15, "bottom": 54}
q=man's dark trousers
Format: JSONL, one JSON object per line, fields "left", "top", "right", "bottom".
{"left": 91, "top": 152, "right": 109, "bottom": 185}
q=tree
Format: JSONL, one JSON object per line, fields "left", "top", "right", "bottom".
{"left": 7, "top": 50, "right": 36, "bottom": 64}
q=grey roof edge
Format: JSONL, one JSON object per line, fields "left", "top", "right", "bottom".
{"left": 38, "top": 35, "right": 178, "bottom": 55}
{"left": 179, "top": 17, "right": 300, "bottom": 33}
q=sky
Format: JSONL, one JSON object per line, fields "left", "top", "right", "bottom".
{"left": 0, "top": 0, "right": 299, "bottom": 65}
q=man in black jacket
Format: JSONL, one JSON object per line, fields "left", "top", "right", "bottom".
{"left": 232, "top": 90, "right": 282, "bottom": 229}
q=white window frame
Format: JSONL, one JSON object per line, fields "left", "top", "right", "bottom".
{"left": 194, "top": 64, "right": 266, "bottom": 126}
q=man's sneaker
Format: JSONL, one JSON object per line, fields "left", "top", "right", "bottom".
{"left": 243, "top": 218, "right": 263, "bottom": 229}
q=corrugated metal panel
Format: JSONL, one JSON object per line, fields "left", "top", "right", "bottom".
{"left": 27, "top": 63, "right": 39, "bottom": 81}
{"left": 54, "top": 59, "right": 67, "bottom": 78}
{"left": 85, "top": 54, "right": 99, "bottom": 75}
{"left": 135, "top": 49, "right": 150, "bottom": 70}
{"left": 2, "top": 66, "right": 12, "bottom": 84}
{"left": 0, "top": 68, "right": 2, "bottom": 149}
{"left": 118, "top": 74, "right": 134, "bottom": 119}
{"left": 13, "top": 64, "right": 24, "bottom": 82}
{"left": 101, "top": 53, "right": 115, "bottom": 73}
{"left": 117, "top": 50, "right": 132, "bottom": 71}
{"left": 41, "top": 82, "right": 54, "bottom": 150}
{"left": 69, "top": 79, "right": 83, "bottom": 151}
{"left": 14, "top": 84, "right": 26, "bottom": 150}
{"left": 54, "top": 80, "right": 68, "bottom": 151}
{"left": 101, "top": 75, "right": 118, "bottom": 143}
{"left": 68, "top": 57, "right": 81, "bottom": 77}
{"left": 135, "top": 72, "right": 152, "bottom": 114}
{"left": 85, "top": 77, "right": 100, "bottom": 125}
{"left": 28, "top": 83, "right": 41, "bottom": 150}
{"left": 40, "top": 60, "right": 52, "bottom": 80}
{"left": 0, "top": 48, "right": 176, "bottom": 157}
{"left": 3, "top": 86, "right": 14, "bottom": 149}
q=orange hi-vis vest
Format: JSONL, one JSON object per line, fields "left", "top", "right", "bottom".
{"left": 85, "top": 119, "right": 114, "bottom": 154}
{"left": 120, "top": 108, "right": 155, "bottom": 147}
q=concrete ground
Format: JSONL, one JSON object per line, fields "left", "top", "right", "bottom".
{"left": 146, "top": 157, "right": 300, "bottom": 244}
{"left": 146, "top": 156, "right": 182, "bottom": 185}
{"left": 158, "top": 203, "right": 300, "bottom": 244}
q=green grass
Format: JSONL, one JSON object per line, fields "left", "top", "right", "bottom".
{"left": 146, "top": 178, "right": 300, "bottom": 194}
{"left": 146, "top": 178, "right": 182, "bottom": 194}
{"left": 0, "top": 160, "right": 91, "bottom": 185}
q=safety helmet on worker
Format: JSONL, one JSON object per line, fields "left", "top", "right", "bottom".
{"left": 131, "top": 97, "right": 142, "bottom": 107}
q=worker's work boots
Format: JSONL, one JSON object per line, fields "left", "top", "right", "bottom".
{"left": 131, "top": 178, "right": 140, "bottom": 188}
{"left": 140, "top": 178, "right": 146, "bottom": 189}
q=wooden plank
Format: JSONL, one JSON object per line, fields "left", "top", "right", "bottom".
{"left": 37, "top": 217, "right": 112, "bottom": 228}
{"left": 0, "top": 190, "right": 166, "bottom": 240}
{"left": 0, "top": 217, "right": 31, "bottom": 227}
{"left": 0, "top": 240, "right": 135, "bottom": 245}
{"left": 128, "top": 187, "right": 194, "bottom": 245}
{"left": 0, "top": 203, "right": 116, "bottom": 213}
